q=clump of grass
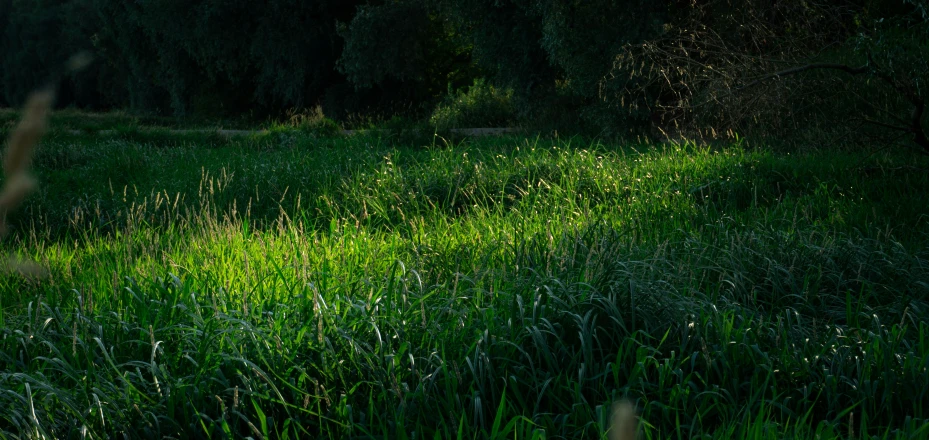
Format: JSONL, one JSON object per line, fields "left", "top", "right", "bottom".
{"left": 274, "top": 106, "right": 342, "bottom": 138}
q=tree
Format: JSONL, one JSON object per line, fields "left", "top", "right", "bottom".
{"left": 87, "top": 0, "right": 364, "bottom": 116}
{"left": 606, "top": 0, "right": 928, "bottom": 150}
{"left": 0, "top": 0, "right": 102, "bottom": 108}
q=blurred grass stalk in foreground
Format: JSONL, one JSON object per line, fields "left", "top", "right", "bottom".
{"left": 0, "top": 88, "right": 52, "bottom": 277}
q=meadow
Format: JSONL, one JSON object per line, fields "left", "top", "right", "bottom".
{"left": 0, "top": 121, "right": 928, "bottom": 439}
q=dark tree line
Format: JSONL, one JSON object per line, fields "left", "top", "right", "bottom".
{"left": 1, "top": 0, "right": 926, "bottom": 146}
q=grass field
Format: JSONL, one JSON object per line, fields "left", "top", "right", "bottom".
{"left": 0, "top": 124, "right": 928, "bottom": 439}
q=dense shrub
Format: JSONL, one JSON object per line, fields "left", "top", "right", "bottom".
{"left": 429, "top": 79, "right": 515, "bottom": 129}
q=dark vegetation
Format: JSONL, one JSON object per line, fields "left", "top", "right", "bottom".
{"left": 0, "top": 0, "right": 926, "bottom": 146}
{"left": 1, "top": 0, "right": 928, "bottom": 439}
{"left": 1, "top": 132, "right": 928, "bottom": 439}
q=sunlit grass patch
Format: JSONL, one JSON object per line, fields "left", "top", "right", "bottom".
{"left": 0, "top": 132, "right": 927, "bottom": 438}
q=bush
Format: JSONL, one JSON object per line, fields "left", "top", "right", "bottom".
{"left": 274, "top": 106, "right": 342, "bottom": 138}
{"left": 429, "top": 79, "right": 515, "bottom": 129}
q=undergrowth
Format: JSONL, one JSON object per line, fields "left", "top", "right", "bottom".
{"left": 0, "top": 130, "right": 927, "bottom": 439}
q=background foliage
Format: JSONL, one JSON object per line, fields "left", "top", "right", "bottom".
{"left": 0, "top": 0, "right": 926, "bottom": 143}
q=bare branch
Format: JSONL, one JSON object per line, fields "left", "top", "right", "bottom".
{"left": 860, "top": 118, "right": 913, "bottom": 133}
{"left": 733, "top": 63, "right": 869, "bottom": 93}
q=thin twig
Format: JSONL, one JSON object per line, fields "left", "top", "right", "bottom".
{"left": 733, "top": 63, "right": 869, "bottom": 94}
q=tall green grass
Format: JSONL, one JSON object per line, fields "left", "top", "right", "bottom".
{"left": 0, "top": 130, "right": 927, "bottom": 438}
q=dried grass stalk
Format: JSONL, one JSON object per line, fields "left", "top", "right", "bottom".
{"left": 610, "top": 401, "right": 639, "bottom": 440}
{"left": 0, "top": 174, "right": 37, "bottom": 215}
{"left": 66, "top": 52, "right": 93, "bottom": 73}
{"left": 0, "top": 86, "right": 55, "bottom": 277}
{"left": 4, "top": 89, "right": 53, "bottom": 176}
{"left": 0, "top": 256, "right": 47, "bottom": 278}
{"left": 0, "top": 53, "right": 88, "bottom": 278}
